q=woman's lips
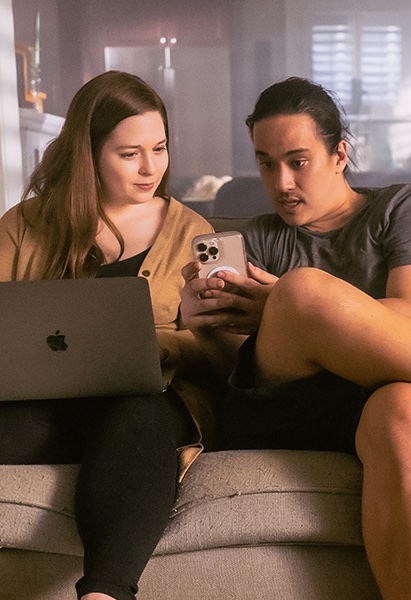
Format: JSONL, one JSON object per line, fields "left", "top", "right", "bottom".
{"left": 135, "top": 183, "right": 155, "bottom": 192}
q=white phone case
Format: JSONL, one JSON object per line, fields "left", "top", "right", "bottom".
{"left": 192, "top": 231, "right": 248, "bottom": 278}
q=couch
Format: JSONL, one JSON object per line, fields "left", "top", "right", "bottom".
{"left": 0, "top": 215, "right": 382, "bottom": 600}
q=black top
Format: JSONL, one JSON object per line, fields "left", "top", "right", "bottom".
{"left": 97, "top": 248, "right": 150, "bottom": 278}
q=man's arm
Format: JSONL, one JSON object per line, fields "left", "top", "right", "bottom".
{"left": 379, "top": 265, "right": 411, "bottom": 318}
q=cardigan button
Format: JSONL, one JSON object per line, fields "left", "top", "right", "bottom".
{"left": 141, "top": 270, "right": 151, "bottom": 277}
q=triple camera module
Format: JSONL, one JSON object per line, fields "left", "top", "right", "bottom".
{"left": 196, "top": 240, "right": 219, "bottom": 263}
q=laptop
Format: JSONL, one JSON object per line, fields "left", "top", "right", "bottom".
{"left": 0, "top": 277, "right": 166, "bottom": 401}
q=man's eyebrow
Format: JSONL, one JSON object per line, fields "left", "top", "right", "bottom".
{"left": 255, "top": 150, "right": 270, "bottom": 157}
{"left": 255, "top": 147, "right": 310, "bottom": 158}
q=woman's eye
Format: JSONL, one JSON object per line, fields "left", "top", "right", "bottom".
{"left": 154, "top": 146, "right": 167, "bottom": 154}
{"left": 121, "top": 152, "right": 138, "bottom": 159}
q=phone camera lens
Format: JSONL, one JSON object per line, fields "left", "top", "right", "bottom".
{"left": 209, "top": 246, "right": 218, "bottom": 256}
{"left": 197, "top": 243, "right": 207, "bottom": 252}
{"left": 199, "top": 253, "right": 209, "bottom": 262}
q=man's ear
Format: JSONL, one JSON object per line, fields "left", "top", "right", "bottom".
{"left": 334, "top": 140, "right": 348, "bottom": 174}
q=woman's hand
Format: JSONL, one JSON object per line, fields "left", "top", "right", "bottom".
{"left": 180, "top": 261, "right": 233, "bottom": 330}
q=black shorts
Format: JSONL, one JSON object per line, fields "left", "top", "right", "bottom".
{"left": 217, "top": 334, "right": 372, "bottom": 455}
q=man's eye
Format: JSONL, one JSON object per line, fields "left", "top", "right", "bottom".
{"left": 259, "top": 161, "right": 274, "bottom": 171}
{"left": 292, "top": 159, "right": 307, "bottom": 169}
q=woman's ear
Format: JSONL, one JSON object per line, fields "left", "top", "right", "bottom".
{"left": 334, "top": 140, "right": 348, "bottom": 174}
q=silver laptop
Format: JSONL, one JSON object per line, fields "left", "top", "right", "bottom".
{"left": 0, "top": 277, "right": 166, "bottom": 401}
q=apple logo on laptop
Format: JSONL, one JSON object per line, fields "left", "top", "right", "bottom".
{"left": 46, "top": 330, "right": 68, "bottom": 352}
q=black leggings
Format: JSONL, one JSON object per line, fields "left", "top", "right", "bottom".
{"left": 0, "top": 390, "right": 194, "bottom": 600}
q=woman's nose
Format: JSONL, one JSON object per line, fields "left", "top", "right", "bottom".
{"left": 139, "top": 153, "right": 155, "bottom": 175}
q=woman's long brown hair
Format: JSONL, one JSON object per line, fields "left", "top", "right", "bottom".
{"left": 21, "top": 71, "right": 170, "bottom": 279}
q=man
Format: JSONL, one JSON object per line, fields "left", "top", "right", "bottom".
{"left": 181, "top": 77, "right": 411, "bottom": 599}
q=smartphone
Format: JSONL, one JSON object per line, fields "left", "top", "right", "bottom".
{"left": 192, "top": 231, "right": 248, "bottom": 279}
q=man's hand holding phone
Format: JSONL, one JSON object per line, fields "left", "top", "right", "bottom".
{"left": 181, "top": 232, "right": 278, "bottom": 335}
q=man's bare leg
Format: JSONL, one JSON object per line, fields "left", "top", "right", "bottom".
{"left": 81, "top": 594, "right": 115, "bottom": 600}
{"left": 81, "top": 594, "right": 116, "bottom": 600}
{"left": 254, "top": 268, "right": 411, "bottom": 388}
{"left": 356, "top": 382, "right": 411, "bottom": 599}
{"left": 252, "top": 268, "right": 411, "bottom": 598}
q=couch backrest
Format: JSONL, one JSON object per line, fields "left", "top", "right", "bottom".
{"left": 213, "top": 176, "right": 271, "bottom": 217}
{"left": 346, "top": 170, "right": 411, "bottom": 188}
{"left": 208, "top": 216, "right": 250, "bottom": 232}
{"left": 211, "top": 171, "right": 411, "bottom": 222}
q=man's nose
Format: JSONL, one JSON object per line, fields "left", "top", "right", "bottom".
{"left": 276, "top": 167, "right": 295, "bottom": 192}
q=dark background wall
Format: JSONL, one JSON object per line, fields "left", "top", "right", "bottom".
{"left": 13, "top": 0, "right": 411, "bottom": 179}
{"left": 12, "top": 0, "right": 287, "bottom": 177}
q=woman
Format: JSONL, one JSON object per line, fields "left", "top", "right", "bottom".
{"left": 180, "top": 77, "right": 411, "bottom": 599}
{"left": 0, "top": 70, "right": 214, "bottom": 600}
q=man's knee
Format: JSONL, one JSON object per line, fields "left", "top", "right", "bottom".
{"left": 356, "top": 382, "right": 411, "bottom": 465}
{"left": 263, "top": 267, "right": 342, "bottom": 321}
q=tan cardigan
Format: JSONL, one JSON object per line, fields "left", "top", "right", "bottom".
{"left": 0, "top": 196, "right": 215, "bottom": 479}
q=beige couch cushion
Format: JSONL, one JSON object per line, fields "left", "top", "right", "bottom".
{"left": 0, "top": 449, "right": 364, "bottom": 558}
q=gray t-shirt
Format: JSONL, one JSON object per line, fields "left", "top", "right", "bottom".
{"left": 241, "top": 184, "right": 411, "bottom": 299}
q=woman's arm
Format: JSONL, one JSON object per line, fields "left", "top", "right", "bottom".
{"left": 0, "top": 208, "right": 19, "bottom": 281}
{"left": 180, "top": 260, "right": 277, "bottom": 378}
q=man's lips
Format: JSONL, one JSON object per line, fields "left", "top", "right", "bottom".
{"left": 279, "top": 197, "right": 303, "bottom": 211}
